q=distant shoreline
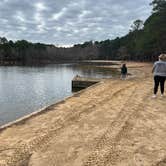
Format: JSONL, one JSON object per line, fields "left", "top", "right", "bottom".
{"left": 0, "top": 59, "right": 153, "bottom": 67}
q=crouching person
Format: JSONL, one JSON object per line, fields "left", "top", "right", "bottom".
{"left": 121, "top": 63, "right": 128, "bottom": 80}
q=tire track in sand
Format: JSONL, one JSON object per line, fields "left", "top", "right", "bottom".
{"left": 82, "top": 80, "right": 150, "bottom": 166}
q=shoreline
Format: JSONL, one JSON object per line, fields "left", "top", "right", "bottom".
{"left": 1, "top": 62, "right": 165, "bottom": 166}
{"left": 0, "top": 80, "right": 103, "bottom": 132}
{"left": 0, "top": 61, "right": 149, "bottom": 131}
{"left": 0, "top": 60, "right": 122, "bottom": 129}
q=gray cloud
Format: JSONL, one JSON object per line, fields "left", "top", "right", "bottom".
{"left": 0, "top": 0, "right": 152, "bottom": 46}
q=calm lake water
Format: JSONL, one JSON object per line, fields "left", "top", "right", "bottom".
{"left": 0, "top": 63, "right": 117, "bottom": 126}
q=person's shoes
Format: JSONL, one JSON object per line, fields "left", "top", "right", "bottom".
{"left": 152, "top": 94, "right": 157, "bottom": 98}
{"left": 161, "top": 94, "right": 164, "bottom": 97}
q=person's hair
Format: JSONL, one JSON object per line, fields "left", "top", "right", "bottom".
{"left": 159, "top": 54, "right": 166, "bottom": 61}
{"left": 122, "top": 63, "right": 126, "bottom": 67}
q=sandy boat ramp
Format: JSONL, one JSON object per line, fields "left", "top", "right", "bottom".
{"left": 0, "top": 62, "right": 166, "bottom": 166}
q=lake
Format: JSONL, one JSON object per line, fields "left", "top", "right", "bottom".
{"left": 0, "top": 63, "right": 117, "bottom": 126}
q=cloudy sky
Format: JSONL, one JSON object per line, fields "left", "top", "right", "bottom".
{"left": 0, "top": 0, "right": 152, "bottom": 46}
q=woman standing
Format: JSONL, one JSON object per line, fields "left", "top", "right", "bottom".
{"left": 152, "top": 54, "right": 166, "bottom": 98}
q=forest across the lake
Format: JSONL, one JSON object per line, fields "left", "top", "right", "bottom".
{"left": 0, "top": 0, "right": 166, "bottom": 65}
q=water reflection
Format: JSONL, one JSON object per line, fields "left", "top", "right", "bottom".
{"left": 0, "top": 63, "right": 118, "bottom": 126}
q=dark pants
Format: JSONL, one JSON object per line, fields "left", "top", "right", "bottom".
{"left": 154, "top": 76, "right": 166, "bottom": 94}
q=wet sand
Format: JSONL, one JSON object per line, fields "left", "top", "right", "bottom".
{"left": 0, "top": 62, "right": 166, "bottom": 166}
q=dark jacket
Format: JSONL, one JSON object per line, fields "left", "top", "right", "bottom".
{"left": 121, "top": 66, "right": 127, "bottom": 74}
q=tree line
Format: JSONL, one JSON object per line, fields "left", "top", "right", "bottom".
{"left": 0, "top": 0, "right": 166, "bottom": 65}
{"left": 75, "top": 0, "right": 166, "bottom": 61}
